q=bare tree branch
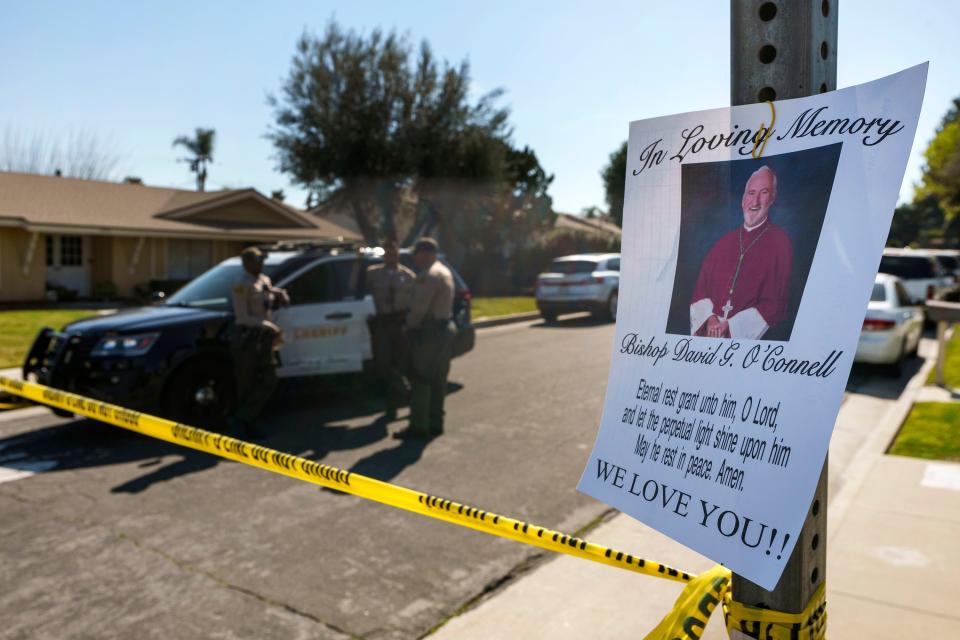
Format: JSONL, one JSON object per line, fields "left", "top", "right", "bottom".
{"left": 0, "top": 125, "right": 123, "bottom": 180}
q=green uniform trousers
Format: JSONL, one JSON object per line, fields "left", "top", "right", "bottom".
{"left": 408, "top": 320, "right": 453, "bottom": 436}
{"left": 369, "top": 313, "right": 410, "bottom": 413}
{"left": 232, "top": 327, "right": 278, "bottom": 425}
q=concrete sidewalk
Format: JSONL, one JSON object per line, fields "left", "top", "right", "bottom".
{"left": 432, "top": 347, "right": 960, "bottom": 638}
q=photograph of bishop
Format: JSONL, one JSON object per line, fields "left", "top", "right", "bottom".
{"left": 689, "top": 166, "right": 793, "bottom": 340}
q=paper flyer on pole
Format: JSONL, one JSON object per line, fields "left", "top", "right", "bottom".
{"left": 578, "top": 64, "right": 928, "bottom": 589}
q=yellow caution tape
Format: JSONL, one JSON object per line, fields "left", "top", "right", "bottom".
{"left": 0, "top": 402, "right": 31, "bottom": 410}
{"left": 724, "top": 582, "right": 826, "bottom": 640}
{"left": 643, "top": 564, "right": 826, "bottom": 640}
{"left": 0, "top": 375, "right": 693, "bottom": 584}
{"left": 643, "top": 565, "right": 730, "bottom": 640}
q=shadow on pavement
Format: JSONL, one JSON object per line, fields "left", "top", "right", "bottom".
{"left": 845, "top": 354, "right": 926, "bottom": 399}
{"left": 346, "top": 436, "right": 431, "bottom": 484}
{"left": 1, "top": 377, "right": 464, "bottom": 494}
{"left": 530, "top": 314, "right": 611, "bottom": 329}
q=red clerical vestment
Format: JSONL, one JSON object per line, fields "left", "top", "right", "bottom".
{"left": 689, "top": 219, "right": 793, "bottom": 339}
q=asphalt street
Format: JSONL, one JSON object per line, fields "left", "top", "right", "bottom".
{"left": 0, "top": 317, "right": 926, "bottom": 639}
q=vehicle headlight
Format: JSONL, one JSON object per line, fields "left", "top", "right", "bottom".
{"left": 91, "top": 332, "right": 160, "bottom": 357}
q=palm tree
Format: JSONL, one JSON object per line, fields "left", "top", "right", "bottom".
{"left": 172, "top": 128, "right": 215, "bottom": 191}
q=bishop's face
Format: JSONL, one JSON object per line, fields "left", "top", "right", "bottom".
{"left": 741, "top": 171, "right": 776, "bottom": 228}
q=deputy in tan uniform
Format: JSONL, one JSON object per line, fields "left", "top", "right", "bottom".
{"left": 366, "top": 240, "right": 416, "bottom": 420}
{"left": 395, "top": 238, "right": 455, "bottom": 439}
{"left": 230, "top": 246, "right": 289, "bottom": 439}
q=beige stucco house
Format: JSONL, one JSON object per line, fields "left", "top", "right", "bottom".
{"left": 0, "top": 172, "right": 359, "bottom": 302}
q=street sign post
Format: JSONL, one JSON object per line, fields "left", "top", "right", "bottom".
{"left": 729, "top": 0, "right": 837, "bottom": 616}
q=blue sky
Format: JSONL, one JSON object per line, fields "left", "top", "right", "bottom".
{"left": 2, "top": 1, "right": 957, "bottom": 213}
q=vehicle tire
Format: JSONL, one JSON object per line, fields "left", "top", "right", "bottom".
{"left": 161, "top": 360, "right": 237, "bottom": 428}
{"left": 605, "top": 290, "right": 619, "bottom": 322}
{"left": 908, "top": 333, "right": 920, "bottom": 358}
{"left": 886, "top": 339, "right": 906, "bottom": 378}
{"left": 540, "top": 310, "right": 558, "bottom": 323}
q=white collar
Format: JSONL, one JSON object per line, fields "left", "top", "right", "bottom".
{"left": 743, "top": 217, "right": 769, "bottom": 232}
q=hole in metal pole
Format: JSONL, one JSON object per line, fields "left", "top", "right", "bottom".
{"left": 812, "top": 533, "right": 820, "bottom": 550}
{"left": 820, "top": 41, "right": 828, "bottom": 59}
{"left": 822, "top": 0, "right": 830, "bottom": 17}
{"left": 758, "top": 2, "right": 777, "bottom": 21}
{"left": 811, "top": 567, "right": 820, "bottom": 584}
{"left": 758, "top": 45, "right": 777, "bottom": 64}
{"left": 820, "top": 83, "right": 828, "bottom": 93}
{"left": 812, "top": 499, "right": 820, "bottom": 516}
{"left": 758, "top": 86, "right": 776, "bottom": 102}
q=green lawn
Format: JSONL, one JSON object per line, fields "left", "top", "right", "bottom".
{"left": 472, "top": 296, "right": 537, "bottom": 319}
{"left": 927, "top": 330, "right": 960, "bottom": 387}
{"left": 0, "top": 310, "right": 101, "bottom": 368}
{"left": 889, "top": 402, "right": 960, "bottom": 462}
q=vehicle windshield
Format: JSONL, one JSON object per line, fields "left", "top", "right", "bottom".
{"left": 166, "top": 263, "right": 281, "bottom": 310}
{"left": 870, "top": 283, "right": 887, "bottom": 301}
{"left": 548, "top": 260, "right": 598, "bottom": 275}
{"left": 879, "top": 255, "right": 935, "bottom": 279}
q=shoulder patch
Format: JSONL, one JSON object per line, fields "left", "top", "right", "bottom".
{"left": 233, "top": 284, "right": 246, "bottom": 294}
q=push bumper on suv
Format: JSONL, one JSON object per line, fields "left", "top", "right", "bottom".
{"left": 22, "top": 327, "right": 160, "bottom": 409}
{"left": 536, "top": 299, "right": 607, "bottom": 315}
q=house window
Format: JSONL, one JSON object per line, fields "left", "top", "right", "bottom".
{"left": 60, "top": 236, "right": 83, "bottom": 266}
{"left": 45, "top": 236, "right": 54, "bottom": 267}
{"left": 167, "top": 239, "right": 213, "bottom": 280}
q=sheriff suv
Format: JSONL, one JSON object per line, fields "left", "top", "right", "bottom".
{"left": 23, "top": 241, "right": 474, "bottom": 425}
{"left": 535, "top": 253, "right": 620, "bottom": 322}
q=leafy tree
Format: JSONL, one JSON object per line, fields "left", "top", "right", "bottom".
{"left": 270, "top": 189, "right": 286, "bottom": 202}
{"left": 916, "top": 97, "right": 960, "bottom": 226}
{"left": 887, "top": 195, "right": 945, "bottom": 247}
{"left": 601, "top": 141, "right": 627, "bottom": 226}
{"left": 270, "top": 24, "right": 417, "bottom": 241}
{"left": 172, "top": 128, "right": 215, "bottom": 191}
{"left": 268, "top": 22, "right": 523, "bottom": 244}
{"left": 581, "top": 206, "right": 603, "bottom": 219}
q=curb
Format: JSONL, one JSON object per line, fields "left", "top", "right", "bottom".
{"left": 827, "top": 341, "right": 939, "bottom": 538}
{"left": 472, "top": 311, "right": 542, "bottom": 329}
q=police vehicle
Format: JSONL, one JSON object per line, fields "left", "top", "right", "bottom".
{"left": 22, "top": 241, "right": 474, "bottom": 424}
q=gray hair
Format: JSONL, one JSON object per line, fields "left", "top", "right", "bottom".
{"left": 749, "top": 165, "right": 778, "bottom": 196}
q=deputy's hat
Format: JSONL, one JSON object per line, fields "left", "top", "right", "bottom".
{"left": 241, "top": 246, "right": 265, "bottom": 261}
{"left": 413, "top": 237, "right": 439, "bottom": 254}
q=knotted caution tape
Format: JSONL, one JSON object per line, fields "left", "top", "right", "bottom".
{"left": 642, "top": 564, "right": 825, "bottom": 640}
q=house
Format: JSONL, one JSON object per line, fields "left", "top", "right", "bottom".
{"left": 554, "top": 212, "right": 622, "bottom": 240}
{"left": 0, "top": 172, "right": 359, "bottom": 302}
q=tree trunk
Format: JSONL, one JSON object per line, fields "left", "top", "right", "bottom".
{"left": 346, "top": 187, "right": 378, "bottom": 244}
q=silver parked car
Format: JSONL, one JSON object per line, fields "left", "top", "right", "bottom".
{"left": 535, "top": 253, "right": 620, "bottom": 322}
{"left": 855, "top": 273, "right": 923, "bottom": 373}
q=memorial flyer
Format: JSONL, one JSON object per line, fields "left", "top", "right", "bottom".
{"left": 578, "top": 64, "right": 928, "bottom": 589}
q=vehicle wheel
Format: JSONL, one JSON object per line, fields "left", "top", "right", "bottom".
{"left": 907, "top": 333, "right": 920, "bottom": 358}
{"left": 162, "top": 360, "right": 236, "bottom": 428}
{"left": 886, "top": 339, "right": 906, "bottom": 378}
{"left": 606, "top": 290, "right": 619, "bottom": 322}
{"left": 540, "top": 310, "right": 558, "bottom": 323}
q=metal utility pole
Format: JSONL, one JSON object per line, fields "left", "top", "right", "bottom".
{"left": 729, "top": 0, "right": 837, "bottom": 619}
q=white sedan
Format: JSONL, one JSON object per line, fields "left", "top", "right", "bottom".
{"left": 855, "top": 273, "right": 923, "bottom": 371}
